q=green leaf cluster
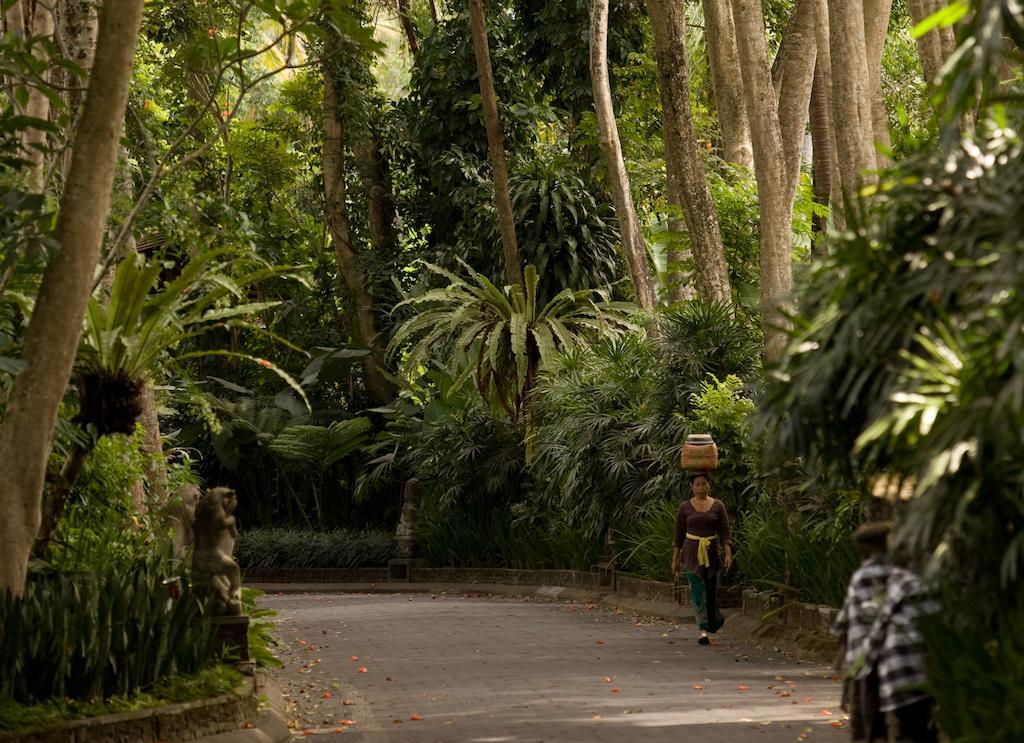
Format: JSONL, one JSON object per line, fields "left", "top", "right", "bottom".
{"left": 0, "top": 556, "right": 216, "bottom": 705}
{"left": 390, "top": 263, "right": 638, "bottom": 421}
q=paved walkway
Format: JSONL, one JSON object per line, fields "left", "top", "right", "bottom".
{"left": 262, "top": 591, "right": 847, "bottom": 742}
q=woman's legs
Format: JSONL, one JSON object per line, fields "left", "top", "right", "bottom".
{"left": 685, "top": 570, "right": 709, "bottom": 631}
{"left": 705, "top": 570, "right": 724, "bottom": 633}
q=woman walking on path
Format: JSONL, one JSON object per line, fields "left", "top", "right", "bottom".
{"left": 672, "top": 473, "right": 733, "bottom": 644}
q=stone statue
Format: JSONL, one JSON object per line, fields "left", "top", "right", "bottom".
{"left": 394, "top": 478, "right": 424, "bottom": 559}
{"left": 191, "top": 487, "right": 243, "bottom": 615}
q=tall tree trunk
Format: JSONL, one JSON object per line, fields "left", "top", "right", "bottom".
{"left": 323, "top": 63, "right": 395, "bottom": 406}
{"left": 354, "top": 131, "right": 399, "bottom": 258}
{"left": 0, "top": 0, "right": 145, "bottom": 598}
{"left": 829, "top": 0, "right": 877, "bottom": 200}
{"left": 22, "top": 2, "right": 54, "bottom": 193}
{"left": 812, "top": 0, "right": 846, "bottom": 230}
{"left": 907, "top": 0, "right": 955, "bottom": 86}
{"left": 731, "top": 0, "right": 815, "bottom": 360}
{"left": 57, "top": 0, "right": 99, "bottom": 178}
{"left": 809, "top": 58, "right": 833, "bottom": 241}
{"left": 864, "top": 0, "right": 894, "bottom": 166}
{"left": 663, "top": 166, "right": 696, "bottom": 302}
{"left": 468, "top": 0, "right": 523, "bottom": 290}
{"left": 590, "top": 0, "right": 657, "bottom": 312}
{"left": 701, "top": 0, "right": 754, "bottom": 170}
{"left": 5, "top": 1, "right": 55, "bottom": 192}
{"left": 771, "top": 0, "right": 818, "bottom": 197}
{"left": 646, "top": 0, "right": 732, "bottom": 306}
{"left": 396, "top": 0, "right": 420, "bottom": 56}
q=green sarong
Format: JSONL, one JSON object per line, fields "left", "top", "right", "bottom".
{"left": 686, "top": 570, "right": 724, "bottom": 632}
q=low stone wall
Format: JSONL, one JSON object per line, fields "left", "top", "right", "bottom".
{"left": 614, "top": 575, "right": 678, "bottom": 602}
{"left": 409, "top": 567, "right": 601, "bottom": 588}
{"left": 243, "top": 566, "right": 388, "bottom": 583}
{"left": 244, "top": 566, "right": 749, "bottom": 614}
{"left": 0, "top": 678, "right": 257, "bottom": 743}
{"left": 742, "top": 589, "right": 839, "bottom": 636}
{"left": 724, "top": 589, "right": 840, "bottom": 663}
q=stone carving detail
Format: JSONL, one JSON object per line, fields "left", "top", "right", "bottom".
{"left": 394, "top": 478, "right": 424, "bottom": 559}
{"left": 191, "top": 487, "right": 242, "bottom": 615}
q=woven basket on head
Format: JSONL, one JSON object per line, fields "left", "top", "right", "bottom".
{"left": 680, "top": 434, "right": 718, "bottom": 471}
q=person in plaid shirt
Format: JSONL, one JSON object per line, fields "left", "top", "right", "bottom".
{"left": 833, "top": 522, "right": 894, "bottom": 741}
{"left": 860, "top": 565, "right": 939, "bottom": 742}
{"left": 833, "top": 522, "right": 939, "bottom": 742}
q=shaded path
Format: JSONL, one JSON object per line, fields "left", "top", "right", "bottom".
{"left": 262, "top": 592, "right": 847, "bottom": 742}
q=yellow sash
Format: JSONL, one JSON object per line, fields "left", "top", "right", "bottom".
{"left": 686, "top": 533, "right": 717, "bottom": 568}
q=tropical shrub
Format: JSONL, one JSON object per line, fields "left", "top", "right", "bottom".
{"left": 235, "top": 529, "right": 395, "bottom": 570}
{"left": 509, "top": 151, "right": 622, "bottom": 302}
{"left": 403, "top": 402, "right": 529, "bottom": 510}
{"left": 921, "top": 603, "right": 1024, "bottom": 742}
{"left": 184, "top": 389, "right": 378, "bottom": 529}
{"left": 47, "top": 428, "right": 170, "bottom": 572}
{"left": 654, "top": 300, "right": 762, "bottom": 417}
{"left": 0, "top": 557, "right": 216, "bottom": 704}
{"left": 735, "top": 489, "right": 861, "bottom": 607}
{"left": 390, "top": 262, "right": 637, "bottom": 422}
{"left": 416, "top": 497, "right": 601, "bottom": 571}
{"left": 760, "top": 123, "right": 1024, "bottom": 614}
{"left": 240, "top": 588, "right": 283, "bottom": 669}
{"left": 531, "top": 334, "right": 678, "bottom": 543}
{"left": 616, "top": 498, "right": 677, "bottom": 582}
{"left": 79, "top": 250, "right": 305, "bottom": 436}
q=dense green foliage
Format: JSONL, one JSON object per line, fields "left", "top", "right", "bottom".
{"left": 236, "top": 528, "right": 394, "bottom": 570}
{"left": 3, "top": 0, "right": 1022, "bottom": 735}
{"left": 0, "top": 558, "right": 215, "bottom": 704}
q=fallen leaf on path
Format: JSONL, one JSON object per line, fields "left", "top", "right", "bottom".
{"left": 736, "top": 685, "right": 749, "bottom": 691}
{"left": 342, "top": 700, "right": 356, "bottom": 706}
{"left": 611, "top": 687, "right": 620, "bottom": 693}
{"left": 819, "top": 709, "right": 833, "bottom": 716}
{"left": 801, "top": 697, "right": 813, "bottom": 704}
{"left": 592, "top": 714, "right": 603, "bottom": 720}
{"left": 410, "top": 713, "right": 423, "bottom": 721}
{"left": 603, "top": 677, "right": 613, "bottom": 683}
{"left": 337, "top": 719, "right": 355, "bottom": 725}
{"left": 692, "top": 684, "right": 704, "bottom": 690}
{"left": 349, "top": 656, "right": 359, "bottom": 662}
{"left": 322, "top": 692, "right": 332, "bottom": 700}
{"left": 358, "top": 666, "right": 368, "bottom": 673}
{"left": 779, "top": 691, "right": 791, "bottom": 697}
{"left": 831, "top": 721, "right": 846, "bottom": 728}
{"left": 596, "top": 640, "right": 605, "bottom": 645}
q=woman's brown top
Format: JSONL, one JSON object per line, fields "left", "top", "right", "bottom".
{"left": 674, "top": 498, "right": 732, "bottom": 576}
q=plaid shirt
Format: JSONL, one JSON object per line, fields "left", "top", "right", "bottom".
{"left": 859, "top": 567, "right": 938, "bottom": 712}
{"left": 833, "top": 556, "right": 893, "bottom": 674}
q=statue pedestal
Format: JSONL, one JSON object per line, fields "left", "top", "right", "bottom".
{"left": 388, "top": 558, "right": 424, "bottom": 582}
{"left": 213, "top": 614, "right": 250, "bottom": 663}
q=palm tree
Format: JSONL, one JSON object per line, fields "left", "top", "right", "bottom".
{"left": 388, "top": 263, "right": 639, "bottom": 423}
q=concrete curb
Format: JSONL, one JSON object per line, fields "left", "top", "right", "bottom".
{"left": 194, "top": 675, "right": 290, "bottom": 743}
{"left": 0, "top": 677, "right": 258, "bottom": 743}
